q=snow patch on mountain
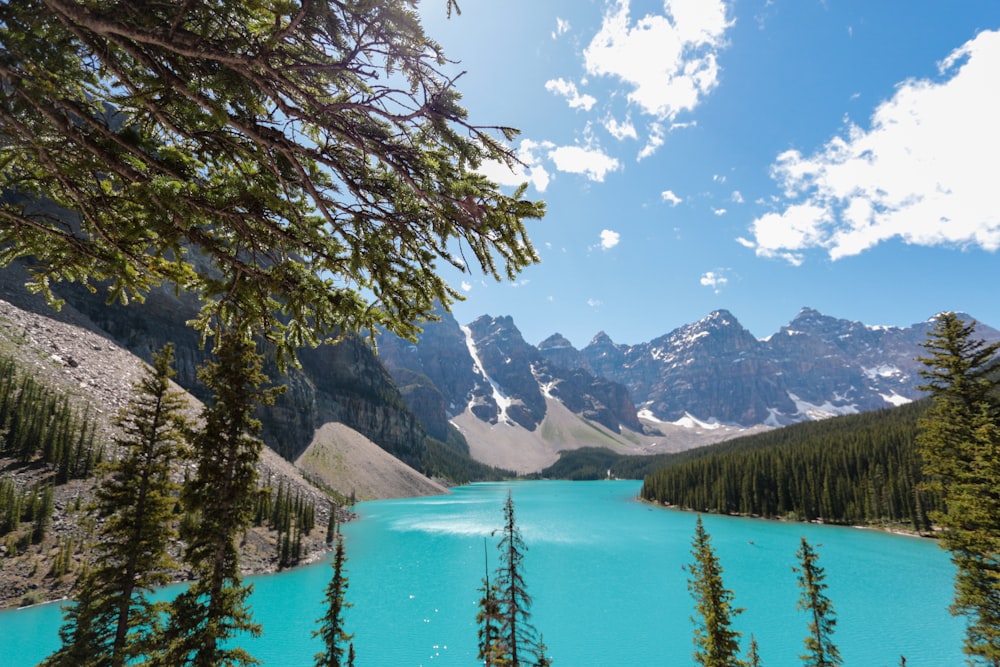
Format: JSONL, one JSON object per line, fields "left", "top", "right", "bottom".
{"left": 788, "top": 392, "right": 859, "bottom": 420}
{"left": 461, "top": 324, "right": 512, "bottom": 424}
{"left": 881, "top": 392, "right": 912, "bottom": 407}
{"left": 863, "top": 364, "right": 903, "bottom": 379}
{"left": 671, "top": 412, "right": 723, "bottom": 430}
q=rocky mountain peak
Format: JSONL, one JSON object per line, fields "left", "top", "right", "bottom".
{"left": 538, "top": 333, "right": 575, "bottom": 351}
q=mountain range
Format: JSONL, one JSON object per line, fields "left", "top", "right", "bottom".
{"left": 3, "top": 259, "right": 998, "bottom": 476}
{"left": 378, "top": 305, "right": 1000, "bottom": 471}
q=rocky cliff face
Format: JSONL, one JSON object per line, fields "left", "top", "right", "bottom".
{"left": 378, "top": 308, "right": 650, "bottom": 437}
{"left": 0, "top": 262, "right": 430, "bottom": 464}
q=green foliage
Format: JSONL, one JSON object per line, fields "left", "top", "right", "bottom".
{"left": 478, "top": 491, "right": 550, "bottom": 666}
{"left": 313, "top": 536, "right": 354, "bottom": 667}
{"left": 917, "top": 313, "right": 1000, "bottom": 666}
{"left": 0, "top": 478, "right": 56, "bottom": 547}
{"left": 641, "top": 401, "right": 937, "bottom": 528}
{"left": 254, "top": 476, "right": 317, "bottom": 569}
{"left": 160, "top": 332, "right": 277, "bottom": 666}
{"left": 794, "top": 538, "right": 841, "bottom": 667}
{"left": 688, "top": 516, "right": 744, "bottom": 667}
{"left": 0, "top": 353, "right": 104, "bottom": 482}
{"left": 43, "top": 344, "right": 189, "bottom": 667}
{"left": 421, "top": 437, "right": 513, "bottom": 484}
{"left": 0, "top": 0, "right": 544, "bottom": 362}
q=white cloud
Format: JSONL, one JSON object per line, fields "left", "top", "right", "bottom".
{"left": 712, "top": 207, "right": 727, "bottom": 216}
{"left": 731, "top": 190, "right": 744, "bottom": 204}
{"left": 477, "top": 139, "right": 553, "bottom": 193}
{"left": 661, "top": 190, "right": 682, "bottom": 206}
{"left": 587, "top": 298, "right": 604, "bottom": 308}
{"left": 604, "top": 115, "right": 638, "bottom": 141}
{"left": 548, "top": 144, "right": 621, "bottom": 182}
{"left": 583, "top": 0, "right": 732, "bottom": 120}
{"left": 545, "top": 78, "right": 598, "bottom": 111}
{"left": 553, "top": 17, "right": 571, "bottom": 39}
{"left": 600, "top": 229, "right": 621, "bottom": 250}
{"left": 747, "top": 28, "right": 1000, "bottom": 263}
{"left": 637, "top": 122, "right": 666, "bottom": 160}
{"left": 461, "top": 281, "right": 472, "bottom": 292}
{"left": 699, "top": 270, "right": 729, "bottom": 293}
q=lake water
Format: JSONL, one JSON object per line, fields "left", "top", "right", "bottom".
{"left": 0, "top": 480, "right": 964, "bottom": 666}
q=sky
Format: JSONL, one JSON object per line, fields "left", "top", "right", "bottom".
{"left": 418, "top": 0, "right": 1000, "bottom": 347}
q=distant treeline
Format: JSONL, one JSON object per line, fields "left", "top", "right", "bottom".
{"left": 640, "top": 401, "right": 940, "bottom": 529}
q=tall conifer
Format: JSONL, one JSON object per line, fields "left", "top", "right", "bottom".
{"left": 688, "top": 516, "right": 744, "bottom": 667}
{"left": 917, "top": 313, "right": 1000, "bottom": 666}
{"left": 314, "top": 535, "right": 354, "bottom": 667}
{"left": 159, "top": 331, "right": 280, "bottom": 667}
{"left": 794, "top": 538, "right": 841, "bottom": 667}
{"left": 43, "top": 344, "right": 189, "bottom": 667}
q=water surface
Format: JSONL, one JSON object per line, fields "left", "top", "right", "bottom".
{"left": 0, "top": 480, "right": 963, "bottom": 665}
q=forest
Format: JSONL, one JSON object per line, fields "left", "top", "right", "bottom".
{"left": 639, "top": 400, "right": 939, "bottom": 529}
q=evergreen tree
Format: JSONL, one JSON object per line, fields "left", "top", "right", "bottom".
{"left": 917, "top": 313, "right": 1000, "bottom": 666}
{"left": 794, "top": 538, "right": 841, "bottom": 667}
{"left": 747, "top": 635, "right": 763, "bottom": 667}
{"left": 314, "top": 536, "right": 354, "bottom": 667}
{"left": 159, "top": 331, "right": 280, "bottom": 667}
{"left": 0, "top": 0, "right": 543, "bottom": 360}
{"left": 43, "top": 345, "right": 189, "bottom": 667}
{"left": 495, "top": 490, "right": 538, "bottom": 667}
{"left": 688, "top": 516, "right": 744, "bottom": 667}
{"left": 476, "top": 539, "right": 505, "bottom": 667}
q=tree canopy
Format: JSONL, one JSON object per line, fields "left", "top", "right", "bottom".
{"left": 0, "top": 0, "right": 544, "bottom": 356}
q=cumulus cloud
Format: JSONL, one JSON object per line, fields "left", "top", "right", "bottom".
{"left": 477, "top": 138, "right": 553, "bottom": 193}
{"left": 461, "top": 281, "right": 472, "bottom": 292}
{"left": 583, "top": 0, "right": 731, "bottom": 120}
{"left": 604, "top": 115, "right": 638, "bottom": 141}
{"left": 548, "top": 144, "right": 621, "bottom": 182}
{"left": 587, "top": 298, "right": 604, "bottom": 308}
{"left": 661, "top": 189, "right": 682, "bottom": 205}
{"left": 480, "top": 135, "right": 623, "bottom": 190}
{"left": 700, "top": 270, "right": 729, "bottom": 293}
{"left": 545, "top": 78, "right": 598, "bottom": 111}
{"left": 746, "top": 29, "right": 1000, "bottom": 263}
{"left": 600, "top": 229, "right": 621, "bottom": 250}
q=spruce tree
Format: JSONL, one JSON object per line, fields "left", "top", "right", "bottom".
{"left": 794, "top": 538, "right": 841, "bottom": 667}
{"left": 476, "top": 539, "right": 505, "bottom": 667}
{"left": 917, "top": 313, "right": 1000, "bottom": 666}
{"left": 159, "top": 331, "right": 280, "bottom": 667}
{"left": 42, "top": 344, "right": 189, "bottom": 667}
{"left": 495, "top": 490, "right": 538, "bottom": 667}
{"left": 688, "top": 516, "right": 744, "bottom": 667}
{"left": 314, "top": 535, "right": 354, "bottom": 667}
{"left": 747, "top": 635, "right": 763, "bottom": 667}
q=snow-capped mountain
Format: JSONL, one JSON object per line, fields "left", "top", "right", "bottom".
{"left": 383, "top": 305, "right": 1000, "bottom": 441}
{"left": 554, "top": 307, "right": 999, "bottom": 427}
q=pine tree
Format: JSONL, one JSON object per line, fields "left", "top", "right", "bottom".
{"left": 495, "top": 490, "right": 538, "bottom": 667}
{"left": 688, "top": 516, "right": 744, "bottom": 667}
{"left": 794, "top": 538, "right": 841, "bottom": 667}
{"left": 159, "top": 331, "right": 280, "bottom": 667}
{"left": 747, "top": 635, "right": 763, "bottom": 667}
{"left": 917, "top": 313, "right": 1000, "bottom": 666}
{"left": 476, "top": 539, "right": 505, "bottom": 667}
{"left": 314, "top": 536, "right": 354, "bottom": 667}
{"left": 42, "top": 344, "right": 189, "bottom": 667}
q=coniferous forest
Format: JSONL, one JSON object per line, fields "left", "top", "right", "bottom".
{"left": 640, "top": 400, "right": 940, "bottom": 529}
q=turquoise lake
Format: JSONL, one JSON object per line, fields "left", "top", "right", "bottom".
{"left": 0, "top": 480, "right": 964, "bottom": 665}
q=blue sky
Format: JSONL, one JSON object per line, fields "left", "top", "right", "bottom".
{"left": 419, "top": 1, "right": 1000, "bottom": 347}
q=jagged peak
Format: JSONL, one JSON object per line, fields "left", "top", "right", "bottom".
{"left": 538, "top": 333, "right": 575, "bottom": 351}
{"left": 588, "top": 331, "right": 616, "bottom": 347}
{"left": 692, "top": 309, "right": 743, "bottom": 331}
